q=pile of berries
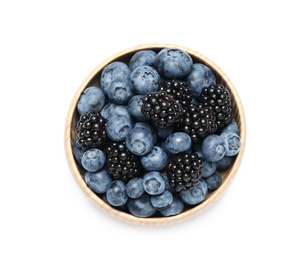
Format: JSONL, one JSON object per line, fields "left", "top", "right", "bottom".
{"left": 72, "top": 48, "right": 242, "bottom": 218}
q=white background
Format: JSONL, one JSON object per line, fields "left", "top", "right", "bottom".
{"left": 1, "top": 1, "right": 306, "bottom": 259}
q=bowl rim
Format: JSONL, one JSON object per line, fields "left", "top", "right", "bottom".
{"left": 64, "top": 43, "right": 246, "bottom": 226}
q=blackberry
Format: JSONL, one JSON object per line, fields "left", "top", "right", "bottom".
{"left": 159, "top": 79, "right": 192, "bottom": 107}
{"left": 199, "top": 84, "right": 234, "bottom": 129}
{"left": 177, "top": 103, "right": 218, "bottom": 143}
{"left": 75, "top": 111, "right": 108, "bottom": 150}
{"left": 106, "top": 142, "right": 143, "bottom": 182}
{"left": 167, "top": 153, "right": 204, "bottom": 193}
{"left": 141, "top": 91, "right": 183, "bottom": 129}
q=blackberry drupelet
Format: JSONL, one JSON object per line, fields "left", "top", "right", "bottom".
{"left": 167, "top": 153, "right": 204, "bottom": 193}
{"left": 141, "top": 91, "right": 183, "bottom": 129}
{"left": 106, "top": 142, "right": 143, "bottom": 183}
{"left": 177, "top": 103, "right": 218, "bottom": 143}
{"left": 199, "top": 84, "right": 234, "bottom": 129}
{"left": 75, "top": 111, "right": 108, "bottom": 150}
{"left": 159, "top": 79, "right": 192, "bottom": 107}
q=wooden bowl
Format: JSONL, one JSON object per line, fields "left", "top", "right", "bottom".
{"left": 64, "top": 43, "right": 246, "bottom": 226}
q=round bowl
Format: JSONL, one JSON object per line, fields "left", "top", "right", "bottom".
{"left": 64, "top": 43, "right": 246, "bottom": 226}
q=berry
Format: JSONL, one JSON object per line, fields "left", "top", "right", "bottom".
{"left": 77, "top": 86, "right": 105, "bottom": 115}
{"left": 180, "top": 179, "right": 208, "bottom": 205}
{"left": 155, "top": 48, "right": 193, "bottom": 79}
{"left": 141, "top": 146, "right": 169, "bottom": 171}
{"left": 133, "top": 122, "right": 157, "bottom": 144}
{"left": 101, "top": 103, "right": 129, "bottom": 121}
{"left": 204, "top": 171, "right": 222, "bottom": 191}
{"left": 216, "top": 156, "right": 234, "bottom": 171}
{"left": 129, "top": 50, "right": 157, "bottom": 72}
{"left": 177, "top": 103, "right": 218, "bottom": 143}
{"left": 75, "top": 111, "right": 108, "bottom": 150}
{"left": 199, "top": 84, "right": 234, "bottom": 129}
{"left": 220, "top": 132, "right": 242, "bottom": 156}
{"left": 130, "top": 66, "right": 160, "bottom": 95}
{"left": 106, "top": 142, "right": 142, "bottom": 183}
{"left": 219, "top": 119, "right": 240, "bottom": 136}
{"left": 157, "top": 126, "right": 173, "bottom": 139}
{"left": 81, "top": 148, "right": 105, "bottom": 172}
{"left": 167, "top": 152, "right": 204, "bottom": 193}
{"left": 72, "top": 141, "right": 86, "bottom": 165}
{"left": 141, "top": 91, "right": 183, "bottom": 129}
{"left": 164, "top": 132, "right": 192, "bottom": 154}
{"left": 107, "top": 78, "right": 134, "bottom": 105}
{"left": 105, "top": 115, "right": 133, "bottom": 142}
{"left": 159, "top": 79, "right": 192, "bottom": 107}
{"left": 186, "top": 63, "right": 216, "bottom": 98}
{"left": 150, "top": 190, "right": 173, "bottom": 210}
{"left": 85, "top": 169, "right": 112, "bottom": 193}
{"left": 160, "top": 197, "right": 184, "bottom": 217}
{"left": 126, "top": 178, "right": 145, "bottom": 199}
{"left": 143, "top": 171, "right": 166, "bottom": 195}
{"left": 106, "top": 180, "right": 128, "bottom": 207}
{"left": 202, "top": 134, "right": 228, "bottom": 162}
{"left": 127, "top": 194, "right": 156, "bottom": 217}
{"left": 127, "top": 95, "right": 147, "bottom": 121}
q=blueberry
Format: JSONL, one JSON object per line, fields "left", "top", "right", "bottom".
{"left": 160, "top": 197, "right": 184, "bottom": 217}
{"left": 127, "top": 95, "right": 147, "bottom": 121}
{"left": 85, "top": 169, "right": 112, "bottom": 193}
{"left": 133, "top": 122, "right": 157, "bottom": 144}
{"left": 130, "top": 66, "right": 160, "bottom": 95}
{"left": 129, "top": 50, "right": 157, "bottom": 71}
{"left": 77, "top": 86, "right": 105, "bottom": 115}
{"left": 127, "top": 194, "right": 156, "bottom": 217}
{"left": 157, "top": 126, "right": 173, "bottom": 139}
{"left": 150, "top": 190, "right": 173, "bottom": 210}
{"left": 141, "top": 146, "right": 169, "bottom": 171}
{"left": 204, "top": 171, "right": 222, "bottom": 191}
{"left": 216, "top": 156, "right": 234, "bottom": 171}
{"left": 155, "top": 48, "right": 193, "bottom": 79}
{"left": 165, "top": 132, "right": 192, "bottom": 154}
{"left": 202, "top": 160, "right": 217, "bottom": 178}
{"left": 186, "top": 63, "right": 216, "bottom": 98}
{"left": 220, "top": 119, "right": 240, "bottom": 136}
{"left": 101, "top": 103, "right": 129, "bottom": 121}
{"left": 125, "top": 127, "right": 154, "bottom": 156}
{"left": 202, "top": 134, "right": 227, "bottom": 162}
{"left": 72, "top": 141, "right": 86, "bottom": 165}
{"left": 101, "top": 193, "right": 127, "bottom": 211}
{"left": 126, "top": 178, "right": 145, "bottom": 199}
{"left": 100, "top": 62, "right": 131, "bottom": 95}
{"left": 82, "top": 148, "right": 105, "bottom": 172}
{"left": 143, "top": 171, "right": 165, "bottom": 195}
{"left": 160, "top": 172, "right": 176, "bottom": 193}
{"left": 107, "top": 78, "right": 134, "bottom": 105}
{"left": 221, "top": 133, "right": 242, "bottom": 156}
{"left": 180, "top": 179, "right": 208, "bottom": 205}
{"left": 106, "top": 115, "right": 133, "bottom": 142}
{"left": 106, "top": 180, "right": 128, "bottom": 207}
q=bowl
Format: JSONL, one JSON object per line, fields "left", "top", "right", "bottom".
{"left": 64, "top": 43, "right": 246, "bottom": 226}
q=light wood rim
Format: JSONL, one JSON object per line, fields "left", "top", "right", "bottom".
{"left": 64, "top": 43, "right": 246, "bottom": 226}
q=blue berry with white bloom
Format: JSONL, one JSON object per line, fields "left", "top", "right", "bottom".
{"left": 106, "top": 180, "right": 128, "bottom": 207}
{"left": 186, "top": 63, "right": 216, "bottom": 98}
{"left": 82, "top": 148, "right": 105, "bottom": 172}
{"left": 202, "top": 134, "right": 227, "bottom": 162}
{"left": 126, "top": 178, "right": 145, "bottom": 199}
{"left": 130, "top": 66, "right": 160, "bottom": 95}
{"left": 202, "top": 160, "right": 217, "bottom": 178}
{"left": 106, "top": 115, "right": 133, "bottom": 142}
{"left": 125, "top": 127, "right": 154, "bottom": 156}
{"left": 204, "top": 171, "right": 222, "bottom": 191}
{"left": 133, "top": 122, "right": 157, "bottom": 144}
{"left": 155, "top": 48, "right": 193, "bottom": 79}
{"left": 72, "top": 141, "right": 86, "bottom": 165}
{"left": 141, "top": 146, "right": 169, "bottom": 171}
{"left": 129, "top": 50, "right": 157, "bottom": 72}
{"left": 77, "top": 86, "right": 105, "bottom": 115}
{"left": 151, "top": 190, "right": 173, "bottom": 210}
{"left": 127, "top": 95, "right": 147, "bottom": 121}
{"left": 100, "top": 62, "right": 131, "bottom": 95}
{"left": 143, "top": 171, "right": 165, "bottom": 195}
{"left": 220, "top": 119, "right": 240, "bottom": 136}
{"left": 107, "top": 78, "right": 134, "bottom": 105}
{"left": 160, "top": 197, "right": 184, "bottom": 217}
{"left": 101, "top": 103, "right": 129, "bottom": 121}
{"left": 216, "top": 156, "right": 234, "bottom": 170}
{"left": 180, "top": 179, "right": 208, "bottom": 205}
{"left": 157, "top": 126, "right": 173, "bottom": 139}
{"left": 127, "top": 194, "right": 156, "bottom": 217}
{"left": 221, "top": 132, "right": 241, "bottom": 156}
{"left": 164, "top": 132, "right": 192, "bottom": 154}
{"left": 85, "top": 169, "right": 112, "bottom": 193}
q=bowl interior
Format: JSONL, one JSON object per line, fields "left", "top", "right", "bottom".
{"left": 66, "top": 44, "right": 245, "bottom": 225}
